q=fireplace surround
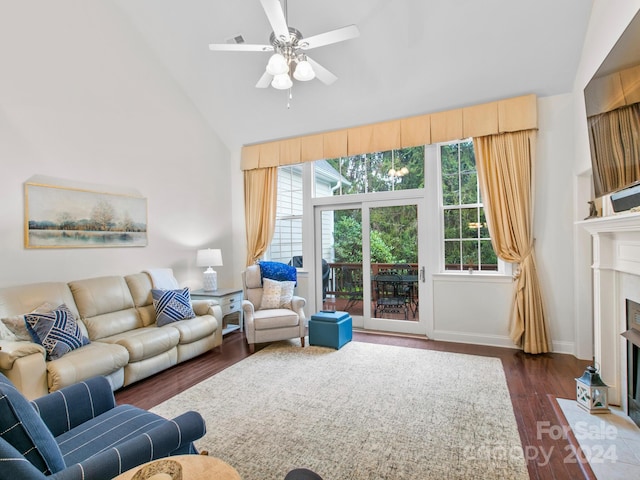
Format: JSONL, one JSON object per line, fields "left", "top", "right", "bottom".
{"left": 581, "top": 212, "right": 640, "bottom": 413}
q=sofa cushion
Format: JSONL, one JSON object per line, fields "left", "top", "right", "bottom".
{"left": 0, "top": 374, "right": 65, "bottom": 474}
{"left": 69, "top": 276, "right": 141, "bottom": 340}
{"left": 45, "top": 342, "right": 129, "bottom": 393}
{"left": 103, "top": 326, "right": 180, "bottom": 362}
{"left": 151, "top": 288, "right": 196, "bottom": 327}
{"left": 56, "top": 404, "right": 165, "bottom": 466}
{"left": 253, "top": 309, "right": 300, "bottom": 330}
{"left": 25, "top": 304, "right": 90, "bottom": 360}
{"left": 260, "top": 278, "right": 295, "bottom": 310}
{"left": 168, "top": 315, "right": 217, "bottom": 344}
{"left": 125, "top": 273, "right": 156, "bottom": 326}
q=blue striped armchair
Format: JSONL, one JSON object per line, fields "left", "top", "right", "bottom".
{"left": 0, "top": 373, "right": 206, "bottom": 479}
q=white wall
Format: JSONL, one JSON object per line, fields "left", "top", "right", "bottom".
{"left": 536, "top": 94, "right": 578, "bottom": 353}
{"left": 0, "top": 2, "right": 235, "bottom": 289}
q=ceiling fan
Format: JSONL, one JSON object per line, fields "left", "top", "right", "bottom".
{"left": 208, "top": 0, "right": 359, "bottom": 90}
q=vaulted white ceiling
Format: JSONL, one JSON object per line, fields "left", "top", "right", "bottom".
{"left": 114, "top": 0, "right": 594, "bottom": 149}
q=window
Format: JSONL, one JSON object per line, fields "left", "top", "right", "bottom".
{"left": 440, "top": 139, "right": 498, "bottom": 272}
{"left": 267, "top": 166, "right": 303, "bottom": 264}
{"left": 315, "top": 147, "right": 425, "bottom": 197}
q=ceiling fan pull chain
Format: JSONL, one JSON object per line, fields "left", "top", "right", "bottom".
{"left": 287, "top": 87, "right": 292, "bottom": 109}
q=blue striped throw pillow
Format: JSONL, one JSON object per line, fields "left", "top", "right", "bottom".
{"left": 152, "top": 287, "right": 196, "bottom": 327}
{"left": 25, "top": 304, "right": 90, "bottom": 360}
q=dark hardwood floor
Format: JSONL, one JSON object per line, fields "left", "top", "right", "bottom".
{"left": 115, "top": 330, "right": 593, "bottom": 480}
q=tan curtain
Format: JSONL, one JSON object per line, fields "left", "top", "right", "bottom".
{"left": 243, "top": 167, "right": 278, "bottom": 266}
{"left": 473, "top": 130, "right": 551, "bottom": 354}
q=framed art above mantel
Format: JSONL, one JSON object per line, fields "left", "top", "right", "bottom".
{"left": 24, "top": 181, "right": 147, "bottom": 249}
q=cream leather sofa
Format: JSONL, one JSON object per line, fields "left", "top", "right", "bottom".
{"left": 0, "top": 272, "right": 222, "bottom": 399}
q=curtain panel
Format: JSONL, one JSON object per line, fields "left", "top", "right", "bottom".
{"left": 244, "top": 167, "right": 278, "bottom": 267}
{"left": 473, "top": 130, "right": 551, "bottom": 354}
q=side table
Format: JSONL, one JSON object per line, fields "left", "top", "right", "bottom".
{"left": 113, "top": 454, "right": 241, "bottom": 480}
{"left": 191, "top": 288, "right": 244, "bottom": 335}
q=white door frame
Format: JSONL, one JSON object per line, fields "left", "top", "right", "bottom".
{"left": 313, "top": 196, "right": 428, "bottom": 335}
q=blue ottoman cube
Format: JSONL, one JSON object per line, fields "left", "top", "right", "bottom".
{"left": 309, "top": 310, "right": 353, "bottom": 349}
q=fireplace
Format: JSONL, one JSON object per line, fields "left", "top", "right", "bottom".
{"left": 580, "top": 212, "right": 640, "bottom": 412}
{"left": 624, "top": 299, "right": 640, "bottom": 427}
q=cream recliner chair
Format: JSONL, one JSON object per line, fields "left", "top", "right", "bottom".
{"left": 242, "top": 264, "right": 306, "bottom": 353}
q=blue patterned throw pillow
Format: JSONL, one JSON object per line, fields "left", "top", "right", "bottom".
{"left": 152, "top": 287, "right": 196, "bottom": 327}
{"left": 259, "top": 261, "right": 297, "bottom": 284}
{"left": 25, "top": 304, "right": 90, "bottom": 361}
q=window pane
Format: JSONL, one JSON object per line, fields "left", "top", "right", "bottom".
{"left": 439, "top": 139, "right": 500, "bottom": 274}
{"left": 460, "top": 207, "right": 480, "bottom": 238}
{"left": 480, "top": 240, "right": 498, "bottom": 270}
{"left": 460, "top": 171, "right": 478, "bottom": 204}
{"left": 316, "top": 147, "right": 424, "bottom": 197}
{"left": 479, "top": 209, "right": 490, "bottom": 238}
{"left": 461, "top": 240, "right": 479, "bottom": 270}
{"left": 440, "top": 144, "right": 459, "bottom": 175}
{"left": 460, "top": 140, "right": 475, "bottom": 166}
{"left": 444, "top": 241, "right": 461, "bottom": 270}
{"left": 443, "top": 209, "right": 460, "bottom": 239}
{"left": 442, "top": 174, "right": 459, "bottom": 206}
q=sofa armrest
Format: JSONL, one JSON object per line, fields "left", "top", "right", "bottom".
{"left": 291, "top": 296, "right": 306, "bottom": 316}
{"left": 52, "top": 411, "right": 206, "bottom": 480}
{"left": 191, "top": 299, "right": 222, "bottom": 321}
{"left": 0, "top": 340, "right": 46, "bottom": 370}
{"left": 31, "top": 376, "right": 116, "bottom": 437}
{"left": 0, "top": 342, "right": 48, "bottom": 400}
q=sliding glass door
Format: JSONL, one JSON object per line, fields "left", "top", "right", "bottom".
{"left": 315, "top": 198, "right": 426, "bottom": 335}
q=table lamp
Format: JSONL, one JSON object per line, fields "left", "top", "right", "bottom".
{"left": 196, "top": 248, "right": 223, "bottom": 291}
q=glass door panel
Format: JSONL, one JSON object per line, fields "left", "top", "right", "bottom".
{"left": 366, "top": 203, "right": 422, "bottom": 334}
{"left": 318, "top": 208, "right": 364, "bottom": 324}
{"left": 315, "top": 200, "right": 425, "bottom": 335}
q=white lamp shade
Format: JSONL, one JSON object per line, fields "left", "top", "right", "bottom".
{"left": 266, "top": 53, "right": 289, "bottom": 76}
{"left": 293, "top": 60, "right": 315, "bottom": 81}
{"left": 271, "top": 73, "right": 293, "bottom": 90}
{"left": 196, "top": 248, "right": 223, "bottom": 267}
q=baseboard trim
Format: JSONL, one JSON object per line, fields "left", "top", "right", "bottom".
{"left": 431, "top": 330, "right": 515, "bottom": 349}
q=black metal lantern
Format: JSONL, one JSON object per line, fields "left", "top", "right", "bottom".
{"left": 576, "top": 365, "right": 610, "bottom": 414}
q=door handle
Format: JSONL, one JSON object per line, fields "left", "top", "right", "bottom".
{"left": 420, "top": 266, "right": 425, "bottom": 283}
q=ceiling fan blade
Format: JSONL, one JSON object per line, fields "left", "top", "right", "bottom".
{"left": 209, "top": 43, "right": 273, "bottom": 52}
{"left": 307, "top": 57, "right": 338, "bottom": 85}
{"left": 300, "top": 25, "right": 360, "bottom": 50}
{"left": 260, "top": 0, "right": 290, "bottom": 41}
{"left": 256, "top": 71, "right": 273, "bottom": 88}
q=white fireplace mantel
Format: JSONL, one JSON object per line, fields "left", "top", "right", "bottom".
{"left": 579, "top": 211, "right": 640, "bottom": 407}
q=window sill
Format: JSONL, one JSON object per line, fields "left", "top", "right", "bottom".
{"left": 432, "top": 272, "right": 512, "bottom": 283}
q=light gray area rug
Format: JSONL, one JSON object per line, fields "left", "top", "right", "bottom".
{"left": 151, "top": 341, "right": 528, "bottom": 480}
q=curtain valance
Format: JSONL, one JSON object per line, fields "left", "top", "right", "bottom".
{"left": 241, "top": 94, "right": 537, "bottom": 170}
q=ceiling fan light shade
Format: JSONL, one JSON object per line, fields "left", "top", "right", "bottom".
{"left": 266, "top": 53, "right": 288, "bottom": 75}
{"left": 271, "top": 73, "right": 293, "bottom": 90}
{"left": 293, "top": 59, "right": 315, "bottom": 81}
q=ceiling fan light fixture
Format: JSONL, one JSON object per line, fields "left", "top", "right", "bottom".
{"left": 271, "top": 73, "right": 293, "bottom": 90}
{"left": 266, "top": 52, "right": 288, "bottom": 75}
{"left": 293, "top": 58, "right": 315, "bottom": 81}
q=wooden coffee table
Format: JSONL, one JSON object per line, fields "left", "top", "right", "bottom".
{"left": 114, "top": 454, "right": 241, "bottom": 480}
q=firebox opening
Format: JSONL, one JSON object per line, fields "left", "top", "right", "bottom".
{"left": 624, "top": 299, "right": 640, "bottom": 428}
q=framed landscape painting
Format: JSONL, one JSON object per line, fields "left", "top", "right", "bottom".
{"left": 25, "top": 182, "right": 148, "bottom": 248}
